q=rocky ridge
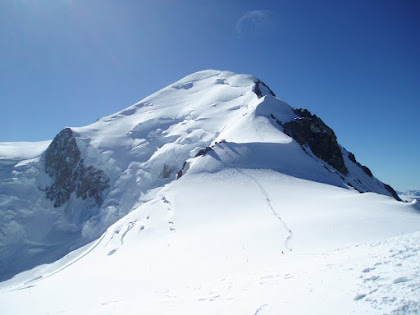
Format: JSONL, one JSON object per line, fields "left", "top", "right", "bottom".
{"left": 44, "top": 128, "right": 110, "bottom": 209}
{"left": 281, "top": 108, "right": 348, "bottom": 175}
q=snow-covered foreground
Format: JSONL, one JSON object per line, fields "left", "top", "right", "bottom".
{"left": 1, "top": 166, "right": 419, "bottom": 314}
{"left": 3, "top": 233, "right": 419, "bottom": 315}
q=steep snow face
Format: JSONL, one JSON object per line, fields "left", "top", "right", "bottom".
{"left": 0, "top": 70, "right": 404, "bottom": 282}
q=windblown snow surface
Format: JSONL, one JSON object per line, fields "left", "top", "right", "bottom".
{"left": 1, "top": 70, "right": 419, "bottom": 314}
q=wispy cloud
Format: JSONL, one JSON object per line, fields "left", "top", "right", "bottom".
{"left": 235, "top": 10, "right": 271, "bottom": 36}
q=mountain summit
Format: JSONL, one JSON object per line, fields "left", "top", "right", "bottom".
{"left": 0, "top": 70, "right": 409, "bottom": 282}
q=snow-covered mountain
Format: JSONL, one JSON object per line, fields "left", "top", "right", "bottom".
{"left": 1, "top": 70, "right": 419, "bottom": 314}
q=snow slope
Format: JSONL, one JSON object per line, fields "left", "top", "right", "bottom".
{"left": 0, "top": 70, "right": 419, "bottom": 314}
{"left": 0, "top": 164, "right": 419, "bottom": 314}
{"left": 0, "top": 141, "right": 51, "bottom": 161}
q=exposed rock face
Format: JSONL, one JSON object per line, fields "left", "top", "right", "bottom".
{"left": 76, "top": 165, "right": 110, "bottom": 205}
{"left": 348, "top": 152, "right": 373, "bottom": 177}
{"left": 44, "top": 128, "right": 110, "bottom": 208}
{"left": 384, "top": 184, "right": 402, "bottom": 202}
{"left": 195, "top": 146, "right": 213, "bottom": 157}
{"left": 283, "top": 109, "right": 348, "bottom": 175}
{"left": 253, "top": 80, "right": 276, "bottom": 98}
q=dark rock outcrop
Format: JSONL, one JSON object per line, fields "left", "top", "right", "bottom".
{"left": 283, "top": 109, "right": 348, "bottom": 175}
{"left": 253, "top": 80, "right": 276, "bottom": 98}
{"left": 44, "top": 128, "right": 110, "bottom": 208}
{"left": 347, "top": 152, "right": 373, "bottom": 178}
{"left": 195, "top": 146, "right": 213, "bottom": 157}
{"left": 384, "top": 184, "right": 402, "bottom": 202}
{"left": 176, "top": 161, "right": 188, "bottom": 180}
{"left": 348, "top": 152, "right": 357, "bottom": 164}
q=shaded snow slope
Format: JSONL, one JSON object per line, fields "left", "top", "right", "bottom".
{"left": 0, "top": 70, "right": 408, "bottom": 282}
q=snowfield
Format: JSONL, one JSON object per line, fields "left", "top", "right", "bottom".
{"left": 0, "top": 169, "right": 419, "bottom": 314}
{"left": 0, "top": 70, "right": 419, "bottom": 314}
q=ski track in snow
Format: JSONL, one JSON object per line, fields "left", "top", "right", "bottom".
{"left": 162, "top": 195, "right": 176, "bottom": 234}
{"left": 4, "top": 231, "right": 109, "bottom": 292}
{"left": 254, "top": 304, "right": 269, "bottom": 314}
{"left": 235, "top": 167, "right": 294, "bottom": 251}
{"left": 120, "top": 221, "right": 136, "bottom": 245}
{"left": 215, "top": 143, "right": 294, "bottom": 252}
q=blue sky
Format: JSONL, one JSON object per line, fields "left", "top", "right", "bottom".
{"left": 0, "top": 0, "right": 419, "bottom": 191}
